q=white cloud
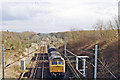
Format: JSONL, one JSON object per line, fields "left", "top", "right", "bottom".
{"left": 1, "top": 0, "right": 119, "bottom": 33}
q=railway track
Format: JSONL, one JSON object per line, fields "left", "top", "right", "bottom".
{"left": 29, "top": 42, "right": 50, "bottom": 79}
{"left": 22, "top": 42, "right": 83, "bottom": 80}
{"left": 59, "top": 49, "right": 83, "bottom": 79}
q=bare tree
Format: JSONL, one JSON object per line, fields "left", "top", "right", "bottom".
{"left": 114, "top": 17, "right": 119, "bottom": 36}
{"left": 95, "top": 20, "right": 104, "bottom": 39}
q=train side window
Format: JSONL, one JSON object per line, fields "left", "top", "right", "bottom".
{"left": 51, "top": 61, "right": 57, "bottom": 65}
{"left": 58, "top": 61, "right": 64, "bottom": 65}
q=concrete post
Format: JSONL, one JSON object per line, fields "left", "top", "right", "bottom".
{"left": 21, "top": 59, "right": 25, "bottom": 70}
{"left": 2, "top": 44, "right": 4, "bottom": 80}
{"left": 28, "top": 37, "right": 29, "bottom": 56}
{"left": 94, "top": 45, "right": 98, "bottom": 80}
{"left": 83, "top": 59, "right": 86, "bottom": 77}
{"left": 76, "top": 56, "right": 78, "bottom": 70}
{"left": 65, "top": 37, "right": 66, "bottom": 58}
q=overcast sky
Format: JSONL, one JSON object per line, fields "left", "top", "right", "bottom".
{"left": 0, "top": 0, "right": 119, "bottom": 33}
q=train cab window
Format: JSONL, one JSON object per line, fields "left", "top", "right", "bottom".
{"left": 58, "top": 61, "right": 64, "bottom": 65}
{"left": 51, "top": 61, "right": 57, "bottom": 65}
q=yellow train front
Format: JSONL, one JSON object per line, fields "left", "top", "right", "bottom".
{"left": 48, "top": 47, "right": 65, "bottom": 78}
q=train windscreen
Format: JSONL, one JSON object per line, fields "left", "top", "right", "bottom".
{"left": 51, "top": 61, "right": 57, "bottom": 65}
{"left": 58, "top": 61, "right": 64, "bottom": 65}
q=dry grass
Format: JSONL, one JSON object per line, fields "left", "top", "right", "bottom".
{"left": 0, "top": 31, "right": 41, "bottom": 79}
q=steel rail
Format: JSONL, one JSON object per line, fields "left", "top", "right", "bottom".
{"left": 66, "top": 57, "right": 81, "bottom": 79}
{"left": 32, "top": 43, "right": 47, "bottom": 80}
{"left": 79, "top": 49, "right": 118, "bottom": 79}
{"left": 42, "top": 44, "right": 45, "bottom": 80}
{"left": 67, "top": 48, "right": 118, "bottom": 79}
{"left": 32, "top": 46, "right": 42, "bottom": 79}
{"left": 32, "top": 53, "right": 40, "bottom": 79}
{"left": 59, "top": 49, "right": 82, "bottom": 79}
{"left": 97, "top": 58, "right": 118, "bottom": 80}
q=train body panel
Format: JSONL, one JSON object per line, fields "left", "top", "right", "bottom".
{"left": 49, "top": 61, "right": 65, "bottom": 73}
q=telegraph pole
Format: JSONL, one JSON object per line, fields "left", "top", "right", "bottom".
{"left": 2, "top": 44, "right": 4, "bottom": 80}
{"left": 37, "top": 40, "right": 38, "bottom": 46}
{"left": 64, "top": 37, "right": 66, "bottom": 58}
{"left": 28, "top": 37, "right": 29, "bottom": 55}
{"left": 94, "top": 45, "right": 98, "bottom": 80}
{"left": 57, "top": 40, "right": 58, "bottom": 49}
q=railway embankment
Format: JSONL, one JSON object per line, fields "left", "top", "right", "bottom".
{"left": 0, "top": 43, "right": 39, "bottom": 79}
{"left": 56, "top": 30, "right": 119, "bottom": 79}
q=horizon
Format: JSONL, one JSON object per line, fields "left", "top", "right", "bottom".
{"left": 1, "top": 29, "right": 116, "bottom": 34}
{"left": 1, "top": 27, "right": 95, "bottom": 33}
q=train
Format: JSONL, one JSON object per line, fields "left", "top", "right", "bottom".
{"left": 48, "top": 45, "right": 65, "bottom": 78}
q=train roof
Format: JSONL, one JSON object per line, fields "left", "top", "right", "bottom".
{"left": 50, "top": 55, "right": 64, "bottom": 60}
{"left": 50, "top": 51, "right": 61, "bottom": 56}
{"left": 48, "top": 48, "right": 57, "bottom": 53}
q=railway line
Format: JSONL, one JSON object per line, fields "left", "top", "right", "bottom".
{"left": 27, "top": 43, "right": 82, "bottom": 79}
{"left": 22, "top": 41, "right": 83, "bottom": 79}
{"left": 59, "top": 49, "right": 83, "bottom": 79}
{"left": 28, "top": 42, "right": 50, "bottom": 79}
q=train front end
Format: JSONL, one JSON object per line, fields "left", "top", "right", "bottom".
{"left": 50, "top": 59, "right": 65, "bottom": 78}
